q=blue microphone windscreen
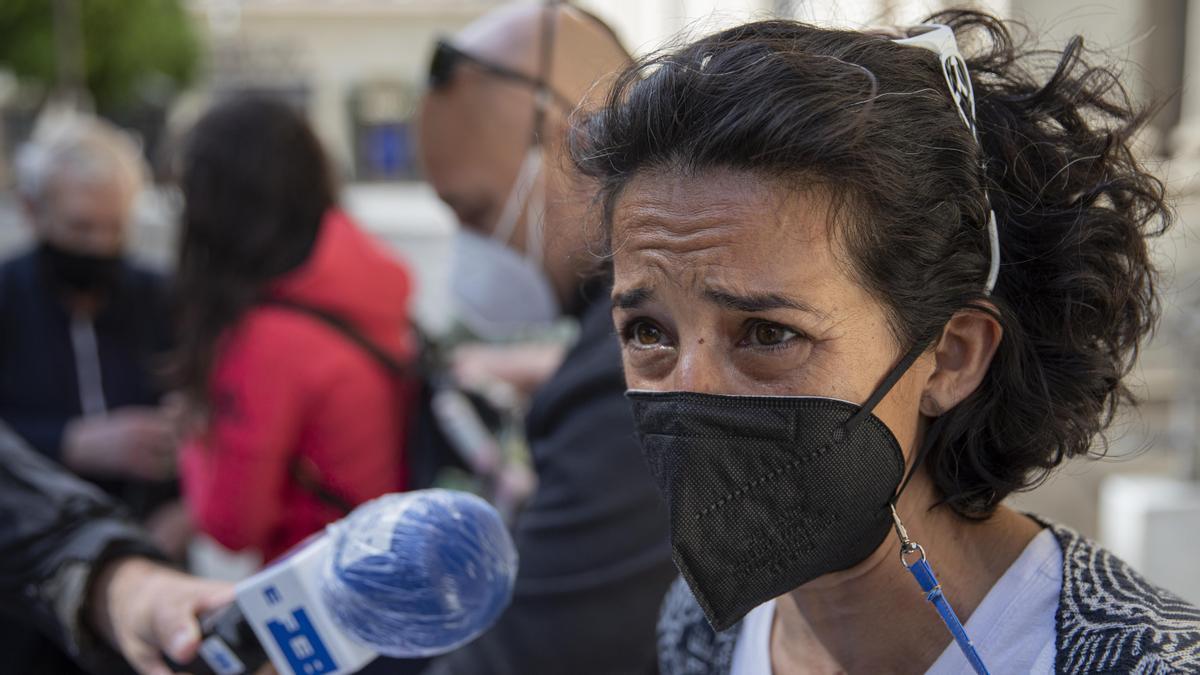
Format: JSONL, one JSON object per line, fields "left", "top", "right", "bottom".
{"left": 320, "top": 489, "right": 518, "bottom": 658}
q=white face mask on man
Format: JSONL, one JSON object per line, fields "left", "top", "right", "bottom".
{"left": 450, "top": 147, "right": 561, "bottom": 340}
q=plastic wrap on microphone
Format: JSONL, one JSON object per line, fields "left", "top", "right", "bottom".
{"left": 320, "top": 489, "right": 518, "bottom": 658}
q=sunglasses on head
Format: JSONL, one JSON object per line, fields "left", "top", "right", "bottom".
{"left": 427, "top": 39, "right": 575, "bottom": 112}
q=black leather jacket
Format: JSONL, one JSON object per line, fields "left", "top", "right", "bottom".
{"left": 0, "top": 422, "right": 161, "bottom": 673}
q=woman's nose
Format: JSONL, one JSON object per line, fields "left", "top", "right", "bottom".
{"left": 673, "top": 340, "right": 727, "bottom": 394}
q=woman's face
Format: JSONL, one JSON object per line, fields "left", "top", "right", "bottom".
{"left": 610, "top": 167, "right": 933, "bottom": 456}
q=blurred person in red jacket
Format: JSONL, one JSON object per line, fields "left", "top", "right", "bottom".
{"left": 172, "top": 97, "right": 416, "bottom": 562}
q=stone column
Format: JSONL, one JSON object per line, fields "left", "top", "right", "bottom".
{"left": 1173, "top": 0, "right": 1200, "bottom": 157}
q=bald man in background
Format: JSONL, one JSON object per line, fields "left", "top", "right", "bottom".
{"left": 415, "top": 3, "right": 674, "bottom": 674}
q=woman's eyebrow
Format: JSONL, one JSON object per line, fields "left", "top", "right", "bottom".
{"left": 612, "top": 287, "right": 653, "bottom": 309}
{"left": 703, "top": 287, "right": 828, "bottom": 319}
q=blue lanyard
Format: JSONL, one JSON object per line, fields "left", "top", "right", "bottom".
{"left": 891, "top": 506, "right": 990, "bottom": 675}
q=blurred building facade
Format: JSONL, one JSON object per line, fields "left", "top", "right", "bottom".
{"left": 186, "top": 0, "right": 494, "bottom": 180}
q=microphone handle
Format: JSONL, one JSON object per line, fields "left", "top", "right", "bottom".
{"left": 165, "top": 602, "right": 271, "bottom": 675}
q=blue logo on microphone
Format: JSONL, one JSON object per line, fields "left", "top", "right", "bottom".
{"left": 266, "top": 608, "right": 338, "bottom": 674}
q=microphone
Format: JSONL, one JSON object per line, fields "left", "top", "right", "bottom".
{"left": 175, "top": 489, "right": 518, "bottom": 675}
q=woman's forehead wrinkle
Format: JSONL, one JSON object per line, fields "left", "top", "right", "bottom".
{"left": 611, "top": 171, "right": 849, "bottom": 322}
{"left": 617, "top": 201, "right": 761, "bottom": 263}
{"left": 620, "top": 223, "right": 738, "bottom": 275}
{"left": 619, "top": 221, "right": 825, "bottom": 298}
{"left": 616, "top": 185, "right": 827, "bottom": 256}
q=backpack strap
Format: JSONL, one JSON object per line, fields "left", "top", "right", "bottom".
{"left": 260, "top": 297, "right": 413, "bottom": 515}
{"left": 261, "top": 297, "right": 409, "bottom": 376}
{"left": 290, "top": 457, "right": 355, "bottom": 516}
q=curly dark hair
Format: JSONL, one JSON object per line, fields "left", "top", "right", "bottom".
{"left": 571, "top": 10, "right": 1170, "bottom": 517}
{"left": 170, "top": 96, "right": 336, "bottom": 404}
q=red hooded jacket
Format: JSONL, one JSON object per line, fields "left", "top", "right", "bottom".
{"left": 181, "top": 209, "right": 415, "bottom": 561}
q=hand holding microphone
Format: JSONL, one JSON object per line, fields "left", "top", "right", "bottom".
{"left": 174, "top": 489, "right": 518, "bottom": 675}
{"left": 90, "top": 557, "right": 235, "bottom": 675}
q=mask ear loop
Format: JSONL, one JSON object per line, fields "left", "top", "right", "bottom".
{"left": 491, "top": 149, "right": 543, "bottom": 246}
{"left": 525, "top": 152, "right": 547, "bottom": 267}
{"left": 842, "top": 338, "right": 931, "bottom": 436}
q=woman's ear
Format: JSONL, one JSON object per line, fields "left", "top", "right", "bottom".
{"left": 920, "top": 306, "right": 1002, "bottom": 417}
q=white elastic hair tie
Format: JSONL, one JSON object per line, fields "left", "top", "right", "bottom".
{"left": 893, "top": 24, "right": 1001, "bottom": 294}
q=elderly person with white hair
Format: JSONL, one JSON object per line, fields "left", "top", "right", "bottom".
{"left": 1, "top": 114, "right": 185, "bottom": 533}
{"left": 0, "top": 111, "right": 188, "bottom": 673}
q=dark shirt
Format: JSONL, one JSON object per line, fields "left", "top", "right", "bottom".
{"left": 0, "top": 248, "right": 175, "bottom": 517}
{"left": 421, "top": 288, "right": 675, "bottom": 675}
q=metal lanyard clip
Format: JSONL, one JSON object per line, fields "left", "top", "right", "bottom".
{"left": 890, "top": 504, "right": 991, "bottom": 675}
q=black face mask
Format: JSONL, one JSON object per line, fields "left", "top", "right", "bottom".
{"left": 37, "top": 241, "right": 122, "bottom": 295}
{"left": 626, "top": 343, "right": 927, "bottom": 632}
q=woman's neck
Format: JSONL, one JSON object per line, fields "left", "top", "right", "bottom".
{"left": 771, "top": 473, "right": 1041, "bottom": 674}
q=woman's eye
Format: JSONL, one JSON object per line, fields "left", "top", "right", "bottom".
{"left": 626, "top": 320, "right": 670, "bottom": 348}
{"left": 746, "top": 321, "right": 799, "bottom": 348}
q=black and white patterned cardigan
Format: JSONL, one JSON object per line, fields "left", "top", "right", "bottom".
{"left": 658, "top": 523, "right": 1200, "bottom": 674}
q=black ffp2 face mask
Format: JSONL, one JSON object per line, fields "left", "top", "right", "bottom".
{"left": 37, "top": 241, "right": 122, "bottom": 295}
{"left": 625, "top": 345, "right": 926, "bottom": 632}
